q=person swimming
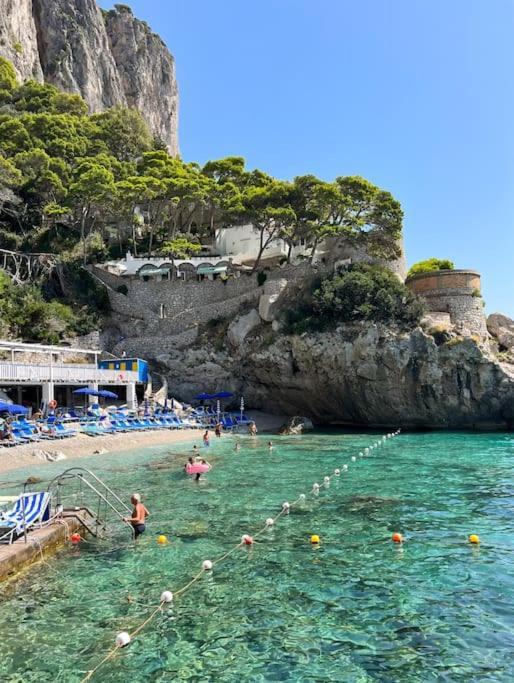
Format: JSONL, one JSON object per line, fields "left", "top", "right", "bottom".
{"left": 235, "top": 442, "right": 241, "bottom": 452}
{"left": 123, "top": 493, "right": 150, "bottom": 539}
{"left": 268, "top": 441, "right": 274, "bottom": 451}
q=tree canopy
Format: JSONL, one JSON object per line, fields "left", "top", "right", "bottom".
{"left": 0, "top": 58, "right": 406, "bottom": 342}
{"left": 407, "top": 258, "right": 455, "bottom": 278}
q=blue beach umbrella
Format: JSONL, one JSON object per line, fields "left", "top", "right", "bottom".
{"left": 194, "top": 393, "right": 213, "bottom": 401}
{"left": 97, "top": 389, "right": 118, "bottom": 399}
{"left": 212, "top": 391, "right": 234, "bottom": 399}
{"left": 0, "top": 401, "right": 28, "bottom": 414}
{"left": 73, "top": 387, "right": 100, "bottom": 396}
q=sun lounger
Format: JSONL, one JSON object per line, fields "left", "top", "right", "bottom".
{"left": 0, "top": 491, "right": 51, "bottom": 544}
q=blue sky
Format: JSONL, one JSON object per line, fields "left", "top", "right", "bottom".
{"left": 101, "top": 1, "right": 514, "bottom": 316}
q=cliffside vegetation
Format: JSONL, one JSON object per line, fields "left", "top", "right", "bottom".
{"left": 285, "top": 264, "right": 423, "bottom": 334}
{"left": 0, "top": 56, "right": 406, "bottom": 342}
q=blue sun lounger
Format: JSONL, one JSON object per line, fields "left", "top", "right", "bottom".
{"left": 0, "top": 491, "right": 51, "bottom": 544}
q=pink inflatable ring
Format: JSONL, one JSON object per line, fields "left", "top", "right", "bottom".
{"left": 185, "top": 463, "right": 211, "bottom": 475}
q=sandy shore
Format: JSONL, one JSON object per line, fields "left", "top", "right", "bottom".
{"left": 0, "top": 411, "right": 284, "bottom": 476}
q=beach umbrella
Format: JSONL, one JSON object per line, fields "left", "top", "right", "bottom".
{"left": 212, "top": 391, "right": 233, "bottom": 399}
{"left": 73, "top": 387, "right": 100, "bottom": 396}
{"left": 97, "top": 389, "right": 118, "bottom": 399}
{"left": 0, "top": 401, "right": 28, "bottom": 414}
{"left": 194, "top": 392, "right": 213, "bottom": 401}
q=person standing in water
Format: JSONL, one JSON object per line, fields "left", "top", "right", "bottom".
{"left": 203, "top": 430, "right": 210, "bottom": 447}
{"left": 268, "top": 441, "right": 274, "bottom": 451}
{"left": 214, "top": 422, "right": 222, "bottom": 438}
{"left": 124, "top": 493, "right": 150, "bottom": 539}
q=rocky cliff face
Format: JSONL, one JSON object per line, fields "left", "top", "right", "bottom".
{"left": 149, "top": 321, "right": 514, "bottom": 429}
{"left": 0, "top": 1, "right": 178, "bottom": 154}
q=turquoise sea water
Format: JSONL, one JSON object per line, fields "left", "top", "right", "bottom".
{"left": 1, "top": 431, "right": 514, "bottom": 682}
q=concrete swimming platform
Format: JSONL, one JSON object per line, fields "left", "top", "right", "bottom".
{"left": 0, "top": 512, "right": 88, "bottom": 583}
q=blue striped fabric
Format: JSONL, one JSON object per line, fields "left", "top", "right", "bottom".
{"left": 2, "top": 492, "right": 50, "bottom": 532}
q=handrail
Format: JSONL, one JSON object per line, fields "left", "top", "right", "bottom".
{"left": 47, "top": 467, "right": 134, "bottom": 538}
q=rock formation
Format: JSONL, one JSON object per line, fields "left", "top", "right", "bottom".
{"left": 150, "top": 319, "right": 514, "bottom": 429}
{"left": 0, "top": 1, "right": 178, "bottom": 153}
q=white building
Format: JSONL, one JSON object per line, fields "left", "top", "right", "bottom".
{"left": 0, "top": 340, "right": 143, "bottom": 412}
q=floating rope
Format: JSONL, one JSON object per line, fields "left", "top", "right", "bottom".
{"left": 80, "top": 429, "right": 401, "bottom": 681}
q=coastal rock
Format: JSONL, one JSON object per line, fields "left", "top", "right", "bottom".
{"left": 0, "top": 1, "right": 179, "bottom": 153}
{"left": 278, "top": 416, "right": 314, "bottom": 435}
{"left": 239, "top": 325, "right": 514, "bottom": 429}
{"left": 259, "top": 279, "right": 288, "bottom": 322}
{"left": 487, "top": 313, "right": 514, "bottom": 350}
{"left": 227, "top": 309, "right": 260, "bottom": 348}
{"left": 32, "top": 449, "right": 66, "bottom": 462}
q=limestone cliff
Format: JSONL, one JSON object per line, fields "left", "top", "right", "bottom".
{"left": 149, "top": 323, "right": 514, "bottom": 429}
{"left": 0, "top": 1, "right": 178, "bottom": 153}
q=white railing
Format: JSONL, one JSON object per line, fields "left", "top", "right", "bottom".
{"left": 0, "top": 362, "right": 139, "bottom": 385}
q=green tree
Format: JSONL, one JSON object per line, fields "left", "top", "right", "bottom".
{"left": 0, "top": 57, "right": 18, "bottom": 101}
{"left": 68, "top": 160, "right": 115, "bottom": 263}
{"left": 407, "top": 258, "right": 455, "bottom": 277}
{"left": 91, "top": 107, "right": 153, "bottom": 161}
{"left": 240, "top": 173, "right": 296, "bottom": 272}
{"left": 161, "top": 235, "right": 202, "bottom": 258}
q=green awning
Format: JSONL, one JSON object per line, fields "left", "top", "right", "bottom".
{"left": 196, "top": 265, "right": 228, "bottom": 275}
{"left": 138, "top": 266, "right": 173, "bottom": 276}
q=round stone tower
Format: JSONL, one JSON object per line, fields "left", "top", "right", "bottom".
{"left": 405, "top": 269, "right": 488, "bottom": 337}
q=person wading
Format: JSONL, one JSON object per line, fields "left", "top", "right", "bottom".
{"left": 124, "top": 493, "right": 150, "bottom": 539}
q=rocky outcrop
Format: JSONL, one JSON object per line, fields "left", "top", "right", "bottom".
{"left": 150, "top": 322, "right": 514, "bottom": 429}
{"left": 0, "top": 0, "right": 42, "bottom": 82}
{"left": 278, "top": 416, "right": 314, "bottom": 435}
{"left": 487, "top": 313, "right": 514, "bottom": 351}
{"left": 104, "top": 7, "right": 178, "bottom": 152}
{"left": 0, "top": 1, "right": 178, "bottom": 153}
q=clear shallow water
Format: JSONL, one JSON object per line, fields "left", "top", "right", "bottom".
{"left": 1, "top": 431, "right": 514, "bottom": 682}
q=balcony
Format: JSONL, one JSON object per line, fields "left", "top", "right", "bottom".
{"left": 0, "top": 362, "right": 140, "bottom": 385}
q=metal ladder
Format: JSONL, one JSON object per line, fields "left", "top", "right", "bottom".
{"left": 47, "top": 467, "right": 135, "bottom": 539}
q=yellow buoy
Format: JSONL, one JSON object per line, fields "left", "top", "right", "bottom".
{"left": 468, "top": 534, "right": 480, "bottom": 544}
{"left": 310, "top": 534, "right": 320, "bottom": 544}
{"left": 157, "top": 535, "right": 168, "bottom": 544}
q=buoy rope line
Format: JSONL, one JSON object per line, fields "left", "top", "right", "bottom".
{"left": 80, "top": 430, "right": 401, "bottom": 682}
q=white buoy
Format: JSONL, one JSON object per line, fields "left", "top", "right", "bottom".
{"left": 202, "top": 560, "right": 213, "bottom": 571}
{"left": 160, "top": 591, "right": 173, "bottom": 603}
{"left": 364, "top": 448, "right": 369, "bottom": 454}
{"left": 299, "top": 493, "right": 306, "bottom": 501}
{"left": 116, "top": 632, "right": 131, "bottom": 648}
{"left": 351, "top": 456, "right": 356, "bottom": 462}
{"left": 359, "top": 452, "right": 364, "bottom": 457}
{"left": 323, "top": 476, "right": 330, "bottom": 484}
{"left": 266, "top": 517, "right": 274, "bottom": 526}
{"left": 282, "top": 501, "right": 290, "bottom": 513}
{"left": 342, "top": 464, "right": 348, "bottom": 471}
{"left": 313, "top": 483, "right": 320, "bottom": 492}
{"left": 334, "top": 468, "right": 340, "bottom": 476}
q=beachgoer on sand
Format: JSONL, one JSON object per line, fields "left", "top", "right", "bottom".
{"left": 124, "top": 493, "right": 150, "bottom": 539}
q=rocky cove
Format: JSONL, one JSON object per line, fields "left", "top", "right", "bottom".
{"left": 143, "top": 320, "right": 514, "bottom": 430}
